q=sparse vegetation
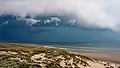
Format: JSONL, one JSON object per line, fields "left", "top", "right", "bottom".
{"left": 0, "top": 43, "right": 119, "bottom": 68}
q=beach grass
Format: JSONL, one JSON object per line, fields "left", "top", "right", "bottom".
{"left": 0, "top": 43, "right": 120, "bottom": 68}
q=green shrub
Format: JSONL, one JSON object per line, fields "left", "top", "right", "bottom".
{"left": 18, "top": 62, "right": 30, "bottom": 68}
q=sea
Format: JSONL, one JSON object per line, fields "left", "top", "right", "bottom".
{"left": 36, "top": 42, "right": 120, "bottom": 51}
{"left": 0, "top": 14, "right": 120, "bottom": 51}
{"left": 6, "top": 42, "right": 120, "bottom": 51}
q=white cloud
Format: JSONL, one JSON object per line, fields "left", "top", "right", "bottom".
{"left": 0, "top": 0, "right": 120, "bottom": 31}
{"left": 44, "top": 19, "right": 51, "bottom": 24}
{"left": 50, "top": 17, "right": 61, "bottom": 23}
{"left": 24, "top": 18, "right": 40, "bottom": 26}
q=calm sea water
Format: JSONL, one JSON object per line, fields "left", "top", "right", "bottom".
{"left": 1, "top": 41, "right": 120, "bottom": 51}
{"left": 34, "top": 42, "right": 120, "bottom": 51}
{"left": 1, "top": 14, "right": 120, "bottom": 51}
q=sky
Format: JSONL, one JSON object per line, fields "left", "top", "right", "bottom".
{"left": 1, "top": 0, "right": 120, "bottom": 43}
{"left": 0, "top": 0, "right": 120, "bottom": 31}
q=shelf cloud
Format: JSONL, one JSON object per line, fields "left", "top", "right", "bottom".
{"left": 0, "top": 0, "right": 120, "bottom": 31}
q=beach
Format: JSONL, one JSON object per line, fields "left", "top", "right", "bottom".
{"left": 0, "top": 43, "right": 120, "bottom": 68}
{"left": 12, "top": 44, "right": 120, "bottom": 64}
{"left": 72, "top": 50, "right": 120, "bottom": 64}
{"left": 43, "top": 45, "right": 120, "bottom": 63}
{"left": 4, "top": 43, "right": 120, "bottom": 64}
{"left": 58, "top": 48, "right": 120, "bottom": 64}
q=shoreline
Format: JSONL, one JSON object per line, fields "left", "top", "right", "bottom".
{"left": 2, "top": 43, "right": 120, "bottom": 64}
{"left": 43, "top": 46, "right": 120, "bottom": 64}
{"left": 62, "top": 48, "right": 120, "bottom": 64}
{"left": 67, "top": 49, "right": 120, "bottom": 64}
{"left": 0, "top": 43, "right": 120, "bottom": 68}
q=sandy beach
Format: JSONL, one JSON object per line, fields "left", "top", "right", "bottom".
{"left": 64, "top": 48, "right": 120, "bottom": 64}
{"left": 9, "top": 43, "right": 120, "bottom": 64}
{"left": 0, "top": 43, "right": 120, "bottom": 68}
{"left": 42, "top": 45, "right": 120, "bottom": 64}
{"left": 79, "top": 51, "right": 120, "bottom": 63}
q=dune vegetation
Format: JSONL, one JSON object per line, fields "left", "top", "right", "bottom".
{"left": 0, "top": 43, "right": 120, "bottom": 68}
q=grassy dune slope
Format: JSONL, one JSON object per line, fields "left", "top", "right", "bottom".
{"left": 0, "top": 43, "right": 120, "bottom": 68}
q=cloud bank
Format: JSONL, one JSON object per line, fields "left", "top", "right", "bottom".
{"left": 0, "top": 0, "right": 120, "bottom": 31}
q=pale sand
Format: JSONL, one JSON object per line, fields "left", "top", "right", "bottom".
{"left": 42, "top": 45, "right": 120, "bottom": 64}
{"left": 67, "top": 49, "right": 120, "bottom": 64}
{"left": 79, "top": 51, "right": 120, "bottom": 63}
